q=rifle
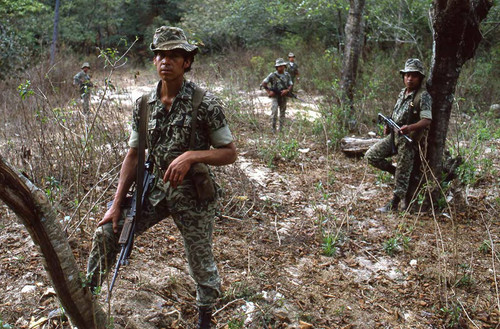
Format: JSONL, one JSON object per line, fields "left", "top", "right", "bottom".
{"left": 107, "top": 161, "right": 154, "bottom": 301}
{"left": 264, "top": 86, "right": 305, "bottom": 102}
{"left": 378, "top": 113, "right": 412, "bottom": 153}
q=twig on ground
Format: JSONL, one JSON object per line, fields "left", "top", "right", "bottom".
{"left": 213, "top": 298, "right": 246, "bottom": 316}
{"left": 457, "top": 299, "right": 480, "bottom": 329}
{"left": 274, "top": 215, "right": 282, "bottom": 247}
{"left": 220, "top": 214, "right": 243, "bottom": 221}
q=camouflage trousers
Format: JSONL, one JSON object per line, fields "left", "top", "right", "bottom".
{"left": 80, "top": 89, "right": 90, "bottom": 113}
{"left": 365, "top": 135, "right": 415, "bottom": 200}
{"left": 86, "top": 195, "right": 221, "bottom": 307}
{"left": 271, "top": 97, "right": 287, "bottom": 131}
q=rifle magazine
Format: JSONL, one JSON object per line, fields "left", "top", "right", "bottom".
{"left": 119, "top": 216, "right": 134, "bottom": 244}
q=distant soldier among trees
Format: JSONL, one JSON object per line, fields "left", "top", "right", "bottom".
{"left": 261, "top": 58, "right": 293, "bottom": 132}
{"left": 365, "top": 58, "right": 432, "bottom": 212}
{"left": 73, "top": 62, "right": 93, "bottom": 114}
{"left": 286, "top": 52, "right": 300, "bottom": 87}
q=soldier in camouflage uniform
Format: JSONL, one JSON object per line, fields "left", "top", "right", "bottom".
{"left": 261, "top": 58, "right": 293, "bottom": 132}
{"left": 286, "top": 52, "right": 300, "bottom": 87}
{"left": 365, "top": 58, "right": 432, "bottom": 212}
{"left": 86, "top": 26, "right": 237, "bottom": 329}
{"left": 73, "top": 62, "right": 93, "bottom": 114}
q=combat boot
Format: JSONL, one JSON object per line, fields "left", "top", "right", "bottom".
{"left": 198, "top": 306, "right": 212, "bottom": 329}
{"left": 376, "top": 195, "right": 400, "bottom": 213}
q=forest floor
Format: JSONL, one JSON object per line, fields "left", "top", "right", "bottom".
{"left": 0, "top": 71, "right": 499, "bottom": 329}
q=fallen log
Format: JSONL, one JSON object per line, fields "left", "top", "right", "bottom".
{"left": 340, "top": 136, "right": 379, "bottom": 156}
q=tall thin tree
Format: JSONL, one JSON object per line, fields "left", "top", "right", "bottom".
{"left": 50, "top": 0, "right": 61, "bottom": 66}
{"left": 340, "top": 0, "right": 366, "bottom": 129}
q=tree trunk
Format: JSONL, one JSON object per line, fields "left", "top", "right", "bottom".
{"left": 340, "top": 0, "right": 366, "bottom": 128}
{"left": 0, "top": 156, "right": 107, "bottom": 329}
{"left": 50, "top": 0, "right": 61, "bottom": 66}
{"left": 426, "top": 0, "right": 493, "bottom": 179}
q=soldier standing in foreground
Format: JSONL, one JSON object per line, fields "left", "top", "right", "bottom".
{"left": 86, "top": 26, "right": 237, "bottom": 328}
{"left": 73, "top": 62, "right": 93, "bottom": 114}
{"left": 365, "top": 58, "right": 432, "bottom": 212}
{"left": 261, "top": 58, "right": 293, "bottom": 132}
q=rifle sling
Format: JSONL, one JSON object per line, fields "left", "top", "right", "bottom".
{"left": 408, "top": 87, "right": 424, "bottom": 125}
{"left": 189, "top": 86, "right": 206, "bottom": 150}
{"left": 135, "top": 95, "right": 149, "bottom": 222}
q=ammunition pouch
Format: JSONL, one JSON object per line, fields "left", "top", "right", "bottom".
{"left": 190, "top": 163, "right": 216, "bottom": 202}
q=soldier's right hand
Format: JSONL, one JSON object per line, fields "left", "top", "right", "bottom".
{"left": 98, "top": 205, "right": 121, "bottom": 234}
{"left": 268, "top": 90, "right": 275, "bottom": 97}
{"left": 384, "top": 125, "right": 390, "bottom": 135}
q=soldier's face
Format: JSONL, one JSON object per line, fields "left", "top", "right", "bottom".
{"left": 276, "top": 65, "right": 286, "bottom": 74}
{"left": 404, "top": 72, "right": 422, "bottom": 91}
{"left": 83, "top": 67, "right": 89, "bottom": 73}
{"left": 153, "top": 50, "right": 191, "bottom": 81}
{"left": 288, "top": 56, "right": 295, "bottom": 62}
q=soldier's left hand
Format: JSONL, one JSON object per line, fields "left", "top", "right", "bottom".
{"left": 281, "top": 89, "right": 289, "bottom": 96}
{"left": 399, "top": 124, "right": 411, "bottom": 135}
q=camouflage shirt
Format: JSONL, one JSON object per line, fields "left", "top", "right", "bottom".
{"left": 392, "top": 87, "right": 432, "bottom": 126}
{"left": 128, "top": 80, "right": 233, "bottom": 211}
{"left": 262, "top": 71, "right": 293, "bottom": 91}
{"left": 286, "top": 62, "right": 299, "bottom": 80}
{"left": 73, "top": 70, "right": 92, "bottom": 88}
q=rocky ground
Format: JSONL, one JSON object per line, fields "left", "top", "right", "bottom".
{"left": 0, "top": 72, "right": 499, "bottom": 329}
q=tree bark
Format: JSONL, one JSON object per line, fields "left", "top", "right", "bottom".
{"left": 427, "top": 0, "right": 493, "bottom": 178}
{"left": 0, "top": 156, "right": 107, "bottom": 329}
{"left": 340, "top": 0, "right": 366, "bottom": 128}
{"left": 50, "top": 0, "right": 61, "bottom": 66}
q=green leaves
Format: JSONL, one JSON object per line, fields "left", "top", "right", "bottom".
{"left": 17, "top": 80, "right": 34, "bottom": 100}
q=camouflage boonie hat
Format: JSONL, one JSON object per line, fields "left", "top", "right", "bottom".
{"left": 288, "top": 52, "right": 295, "bottom": 57}
{"left": 275, "top": 58, "right": 287, "bottom": 67}
{"left": 400, "top": 58, "right": 425, "bottom": 76}
{"left": 150, "top": 26, "right": 198, "bottom": 54}
{"left": 81, "top": 62, "right": 90, "bottom": 69}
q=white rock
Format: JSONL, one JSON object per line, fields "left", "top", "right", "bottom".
{"left": 21, "top": 285, "right": 36, "bottom": 294}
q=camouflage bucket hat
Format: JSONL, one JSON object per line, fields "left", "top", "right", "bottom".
{"left": 81, "top": 62, "right": 90, "bottom": 69}
{"left": 275, "top": 58, "right": 287, "bottom": 67}
{"left": 150, "top": 26, "right": 198, "bottom": 54}
{"left": 400, "top": 58, "right": 425, "bottom": 76}
{"left": 288, "top": 52, "right": 295, "bottom": 57}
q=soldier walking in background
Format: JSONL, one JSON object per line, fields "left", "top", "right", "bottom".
{"left": 261, "top": 58, "right": 293, "bottom": 132}
{"left": 73, "top": 62, "right": 93, "bottom": 114}
{"left": 365, "top": 58, "right": 432, "bottom": 212}
{"left": 286, "top": 52, "right": 300, "bottom": 88}
{"left": 86, "top": 26, "right": 237, "bottom": 328}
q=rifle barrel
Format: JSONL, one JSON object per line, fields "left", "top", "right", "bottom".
{"left": 107, "top": 246, "right": 126, "bottom": 301}
{"left": 377, "top": 113, "right": 413, "bottom": 143}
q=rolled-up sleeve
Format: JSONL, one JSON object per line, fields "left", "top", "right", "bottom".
{"left": 210, "top": 125, "right": 233, "bottom": 148}
{"left": 128, "top": 130, "right": 139, "bottom": 148}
